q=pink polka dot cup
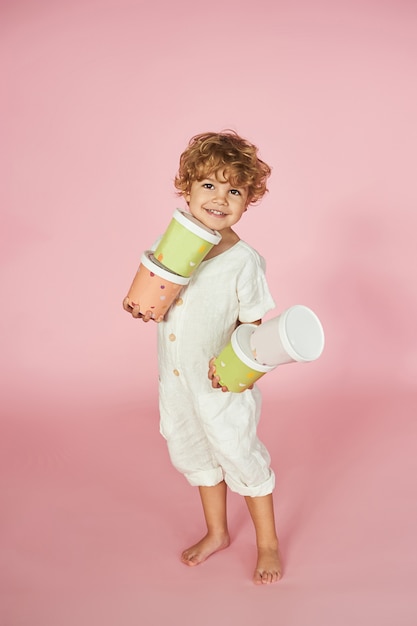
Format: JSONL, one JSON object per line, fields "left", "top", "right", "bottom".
{"left": 126, "top": 251, "right": 190, "bottom": 321}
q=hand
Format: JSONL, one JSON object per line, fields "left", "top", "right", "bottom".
{"left": 122, "top": 297, "right": 163, "bottom": 323}
{"left": 208, "top": 357, "right": 254, "bottom": 393}
{"left": 208, "top": 357, "right": 229, "bottom": 392}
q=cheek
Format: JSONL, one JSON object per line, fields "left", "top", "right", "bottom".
{"left": 235, "top": 199, "right": 248, "bottom": 214}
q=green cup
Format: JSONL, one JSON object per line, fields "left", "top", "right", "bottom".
{"left": 154, "top": 209, "right": 221, "bottom": 277}
{"left": 214, "top": 324, "right": 275, "bottom": 393}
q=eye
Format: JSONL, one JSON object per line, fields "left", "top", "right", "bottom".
{"left": 202, "top": 183, "right": 215, "bottom": 190}
{"left": 229, "top": 189, "right": 241, "bottom": 196}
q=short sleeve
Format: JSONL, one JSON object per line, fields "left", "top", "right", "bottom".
{"left": 236, "top": 246, "right": 276, "bottom": 322}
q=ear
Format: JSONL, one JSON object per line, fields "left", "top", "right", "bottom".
{"left": 182, "top": 183, "right": 191, "bottom": 204}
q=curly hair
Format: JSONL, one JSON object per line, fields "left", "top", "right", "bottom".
{"left": 174, "top": 131, "right": 271, "bottom": 204}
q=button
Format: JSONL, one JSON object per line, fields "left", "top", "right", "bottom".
{"left": 173, "top": 369, "right": 180, "bottom": 376}
{"left": 175, "top": 298, "right": 183, "bottom": 306}
{"left": 169, "top": 333, "right": 176, "bottom": 342}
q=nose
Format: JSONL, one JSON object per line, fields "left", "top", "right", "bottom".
{"left": 213, "top": 189, "right": 228, "bottom": 205}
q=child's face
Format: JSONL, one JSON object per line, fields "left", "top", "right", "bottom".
{"left": 185, "top": 172, "right": 249, "bottom": 232}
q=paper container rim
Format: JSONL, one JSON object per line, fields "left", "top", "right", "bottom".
{"left": 172, "top": 209, "right": 222, "bottom": 245}
{"left": 231, "top": 324, "right": 276, "bottom": 373}
{"left": 140, "top": 251, "right": 190, "bottom": 285}
{"left": 278, "top": 305, "right": 325, "bottom": 362}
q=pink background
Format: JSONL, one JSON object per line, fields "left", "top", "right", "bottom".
{"left": 1, "top": 0, "right": 416, "bottom": 624}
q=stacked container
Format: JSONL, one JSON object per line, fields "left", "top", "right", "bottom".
{"left": 214, "top": 305, "right": 325, "bottom": 392}
{"left": 125, "top": 209, "right": 222, "bottom": 320}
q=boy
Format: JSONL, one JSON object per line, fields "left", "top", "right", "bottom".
{"left": 123, "top": 131, "right": 282, "bottom": 584}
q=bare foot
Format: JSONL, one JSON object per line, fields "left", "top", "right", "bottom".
{"left": 253, "top": 545, "right": 283, "bottom": 585}
{"left": 181, "top": 532, "right": 230, "bottom": 567}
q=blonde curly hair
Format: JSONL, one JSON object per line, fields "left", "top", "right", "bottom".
{"left": 174, "top": 131, "right": 271, "bottom": 204}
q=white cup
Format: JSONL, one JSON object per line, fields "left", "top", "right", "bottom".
{"left": 250, "top": 305, "right": 325, "bottom": 366}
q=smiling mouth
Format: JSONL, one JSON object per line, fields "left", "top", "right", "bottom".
{"left": 205, "top": 209, "right": 226, "bottom": 216}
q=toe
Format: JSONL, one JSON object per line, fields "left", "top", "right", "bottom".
{"left": 181, "top": 552, "right": 198, "bottom": 567}
{"left": 253, "top": 570, "right": 263, "bottom": 585}
{"left": 262, "top": 571, "right": 271, "bottom": 584}
{"left": 273, "top": 569, "right": 281, "bottom": 582}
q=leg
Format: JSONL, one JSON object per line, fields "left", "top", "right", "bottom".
{"left": 181, "top": 481, "right": 231, "bottom": 566}
{"left": 245, "top": 493, "right": 282, "bottom": 585}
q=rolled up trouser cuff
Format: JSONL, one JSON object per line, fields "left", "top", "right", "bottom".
{"left": 224, "top": 469, "right": 275, "bottom": 497}
{"left": 184, "top": 467, "right": 225, "bottom": 488}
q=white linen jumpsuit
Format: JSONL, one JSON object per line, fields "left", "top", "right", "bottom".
{"left": 157, "top": 240, "right": 276, "bottom": 497}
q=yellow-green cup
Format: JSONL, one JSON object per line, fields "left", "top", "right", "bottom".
{"left": 214, "top": 324, "right": 275, "bottom": 393}
{"left": 154, "top": 209, "right": 221, "bottom": 277}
